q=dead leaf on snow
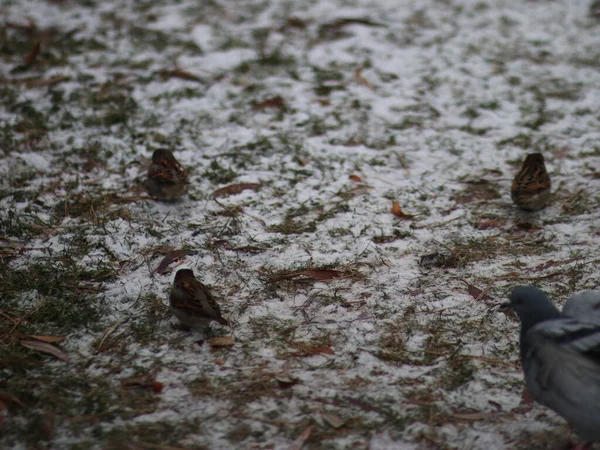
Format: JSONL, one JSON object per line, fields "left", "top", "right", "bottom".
{"left": 391, "top": 201, "right": 414, "bottom": 219}
{"left": 209, "top": 336, "right": 235, "bottom": 348}
{"left": 28, "top": 335, "right": 66, "bottom": 344}
{"left": 252, "top": 96, "right": 285, "bottom": 110}
{"left": 212, "top": 183, "right": 261, "bottom": 198}
{"left": 20, "top": 339, "right": 69, "bottom": 362}
{"left": 288, "top": 425, "right": 312, "bottom": 450}
{"left": 159, "top": 68, "right": 204, "bottom": 83}
{"left": 354, "top": 66, "right": 373, "bottom": 89}
{"left": 348, "top": 174, "right": 362, "bottom": 182}
{"left": 154, "top": 249, "right": 195, "bottom": 274}
{"left": 321, "top": 412, "right": 345, "bottom": 428}
{"left": 462, "top": 280, "right": 493, "bottom": 302}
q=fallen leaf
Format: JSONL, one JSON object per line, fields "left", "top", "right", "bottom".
{"left": 318, "top": 17, "right": 385, "bottom": 39}
{"left": 25, "top": 75, "right": 70, "bottom": 88}
{"left": 321, "top": 412, "right": 345, "bottom": 428}
{"left": 209, "top": 336, "right": 235, "bottom": 347}
{"left": 20, "top": 340, "right": 69, "bottom": 362}
{"left": 120, "top": 374, "right": 155, "bottom": 388}
{"left": 391, "top": 201, "right": 414, "bottom": 219}
{"left": 152, "top": 382, "right": 164, "bottom": 394}
{"left": 276, "top": 375, "right": 301, "bottom": 388}
{"left": 159, "top": 68, "right": 203, "bottom": 83}
{"left": 252, "top": 96, "right": 285, "bottom": 110}
{"left": 348, "top": 174, "right": 362, "bottom": 182}
{"left": 28, "top": 335, "right": 65, "bottom": 344}
{"left": 288, "top": 425, "right": 312, "bottom": 450}
{"left": 462, "top": 280, "right": 493, "bottom": 302}
{"left": 154, "top": 249, "right": 195, "bottom": 274}
{"left": 303, "top": 269, "right": 343, "bottom": 281}
{"left": 488, "top": 400, "right": 502, "bottom": 412}
{"left": 212, "top": 183, "right": 261, "bottom": 198}
{"left": 24, "top": 40, "right": 41, "bottom": 66}
{"left": 354, "top": 66, "right": 372, "bottom": 89}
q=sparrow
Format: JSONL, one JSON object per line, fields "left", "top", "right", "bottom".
{"left": 169, "top": 268, "right": 229, "bottom": 328}
{"left": 147, "top": 149, "right": 188, "bottom": 201}
{"left": 510, "top": 153, "right": 551, "bottom": 211}
{"left": 501, "top": 286, "right": 600, "bottom": 449}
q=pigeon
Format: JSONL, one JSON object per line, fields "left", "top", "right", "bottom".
{"left": 511, "top": 153, "right": 551, "bottom": 211}
{"left": 501, "top": 285, "right": 600, "bottom": 449}
{"left": 563, "top": 290, "right": 600, "bottom": 324}
{"left": 169, "top": 269, "right": 229, "bottom": 328}
{"left": 147, "top": 149, "right": 188, "bottom": 201}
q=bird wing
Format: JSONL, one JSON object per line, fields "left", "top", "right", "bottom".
{"left": 529, "top": 318, "right": 600, "bottom": 361}
{"left": 171, "top": 279, "right": 225, "bottom": 321}
{"left": 524, "top": 319, "right": 600, "bottom": 437}
{"left": 563, "top": 291, "right": 600, "bottom": 324}
{"left": 148, "top": 160, "right": 187, "bottom": 184}
{"left": 525, "top": 319, "right": 600, "bottom": 400}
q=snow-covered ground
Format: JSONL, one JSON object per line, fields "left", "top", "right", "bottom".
{"left": 1, "top": 0, "right": 600, "bottom": 449}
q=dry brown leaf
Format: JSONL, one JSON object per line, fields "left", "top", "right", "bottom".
{"left": 348, "top": 174, "right": 362, "bottom": 182}
{"left": 252, "top": 96, "right": 285, "bottom": 110}
{"left": 212, "top": 183, "right": 261, "bottom": 198}
{"left": 20, "top": 339, "right": 69, "bottom": 362}
{"left": 26, "top": 75, "right": 70, "bottom": 88}
{"left": 288, "top": 425, "right": 312, "bottom": 450}
{"left": 24, "top": 41, "right": 41, "bottom": 66}
{"left": 120, "top": 374, "right": 155, "bottom": 388}
{"left": 321, "top": 413, "right": 345, "bottom": 428}
{"left": 391, "top": 201, "right": 414, "bottom": 219}
{"left": 354, "top": 67, "right": 373, "bottom": 89}
{"left": 154, "top": 249, "right": 195, "bottom": 274}
{"left": 160, "top": 69, "right": 203, "bottom": 83}
{"left": 302, "top": 269, "right": 343, "bottom": 281}
{"left": 462, "top": 280, "right": 493, "bottom": 302}
{"left": 28, "top": 335, "right": 66, "bottom": 344}
{"left": 209, "top": 336, "right": 235, "bottom": 347}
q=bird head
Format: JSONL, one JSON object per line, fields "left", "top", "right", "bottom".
{"left": 501, "top": 285, "right": 561, "bottom": 327}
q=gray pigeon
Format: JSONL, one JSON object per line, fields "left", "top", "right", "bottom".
{"left": 563, "top": 290, "right": 600, "bottom": 324}
{"left": 502, "top": 285, "right": 600, "bottom": 448}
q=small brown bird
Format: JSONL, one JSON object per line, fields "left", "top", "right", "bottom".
{"left": 169, "top": 269, "right": 229, "bottom": 328}
{"left": 511, "top": 153, "right": 551, "bottom": 211}
{"left": 147, "top": 149, "right": 188, "bottom": 201}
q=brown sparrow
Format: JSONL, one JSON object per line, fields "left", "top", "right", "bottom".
{"left": 147, "top": 149, "right": 188, "bottom": 201}
{"left": 169, "top": 269, "right": 229, "bottom": 328}
{"left": 511, "top": 153, "right": 551, "bottom": 211}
